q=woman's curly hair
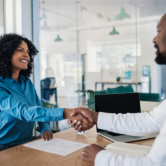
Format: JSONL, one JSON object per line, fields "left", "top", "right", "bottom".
{"left": 0, "top": 33, "right": 38, "bottom": 80}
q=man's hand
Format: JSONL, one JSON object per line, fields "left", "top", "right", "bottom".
{"left": 41, "top": 131, "right": 53, "bottom": 141}
{"left": 68, "top": 108, "right": 99, "bottom": 132}
{"left": 63, "top": 108, "right": 94, "bottom": 131}
{"left": 82, "top": 144, "right": 105, "bottom": 163}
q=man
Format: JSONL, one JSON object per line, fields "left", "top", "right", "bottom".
{"left": 69, "top": 14, "right": 166, "bottom": 165}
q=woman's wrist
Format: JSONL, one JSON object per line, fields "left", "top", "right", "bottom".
{"left": 63, "top": 108, "right": 72, "bottom": 119}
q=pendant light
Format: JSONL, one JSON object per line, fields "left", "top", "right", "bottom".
{"left": 40, "top": 13, "right": 46, "bottom": 20}
{"left": 40, "top": 1, "right": 47, "bottom": 20}
{"left": 54, "top": 35, "right": 63, "bottom": 42}
{"left": 54, "top": 0, "right": 63, "bottom": 42}
{"left": 108, "top": 0, "right": 119, "bottom": 36}
{"left": 114, "top": 0, "right": 131, "bottom": 20}
{"left": 109, "top": 27, "right": 119, "bottom": 35}
{"left": 115, "top": 7, "right": 130, "bottom": 20}
{"left": 41, "top": 21, "right": 51, "bottom": 31}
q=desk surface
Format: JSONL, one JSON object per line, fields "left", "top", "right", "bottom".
{"left": 0, "top": 126, "right": 155, "bottom": 166}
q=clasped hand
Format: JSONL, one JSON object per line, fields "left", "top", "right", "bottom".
{"left": 40, "top": 107, "right": 97, "bottom": 141}
{"left": 64, "top": 107, "right": 98, "bottom": 132}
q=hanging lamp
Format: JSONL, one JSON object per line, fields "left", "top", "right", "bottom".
{"left": 54, "top": 35, "right": 63, "bottom": 42}
{"left": 109, "top": 27, "right": 119, "bottom": 35}
{"left": 41, "top": 21, "right": 51, "bottom": 30}
{"left": 54, "top": 0, "right": 63, "bottom": 42}
{"left": 115, "top": 7, "right": 130, "bottom": 20}
{"left": 40, "top": 13, "right": 46, "bottom": 20}
{"left": 40, "top": 1, "right": 47, "bottom": 20}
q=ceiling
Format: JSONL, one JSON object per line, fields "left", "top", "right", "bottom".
{"left": 39, "top": 0, "right": 166, "bottom": 31}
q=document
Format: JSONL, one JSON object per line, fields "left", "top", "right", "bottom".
{"left": 106, "top": 142, "right": 152, "bottom": 157}
{"left": 23, "top": 138, "right": 88, "bottom": 156}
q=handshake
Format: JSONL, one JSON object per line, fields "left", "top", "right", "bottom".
{"left": 63, "top": 107, "right": 99, "bottom": 132}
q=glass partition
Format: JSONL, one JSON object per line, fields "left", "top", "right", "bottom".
{"left": 39, "top": 0, "right": 165, "bottom": 130}
{"left": 77, "top": 0, "right": 138, "bottom": 91}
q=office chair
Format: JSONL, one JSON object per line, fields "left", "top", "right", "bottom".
{"left": 41, "top": 77, "right": 55, "bottom": 102}
{"left": 40, "top": 77, "right": 58, "bottom": 107}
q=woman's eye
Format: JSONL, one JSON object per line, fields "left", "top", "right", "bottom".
{"left": 18, "top": 49, "right": 22, "bottom": 52}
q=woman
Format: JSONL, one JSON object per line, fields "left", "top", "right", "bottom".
{"left": 0, "top": 33, "right": 93, "bottom": 151}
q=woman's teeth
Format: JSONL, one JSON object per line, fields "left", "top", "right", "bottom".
{"left": 20, "top": 60, "right": 27, "bottom": 63}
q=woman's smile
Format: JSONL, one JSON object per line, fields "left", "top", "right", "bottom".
{"left": 19, "top": 59, "right": 29, "bottom": 64}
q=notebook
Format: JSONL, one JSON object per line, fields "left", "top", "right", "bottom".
{"left": 106, "top": 142, "right": 151, "bottom": 157}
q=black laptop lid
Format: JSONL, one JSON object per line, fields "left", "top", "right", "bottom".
{"left": 95, "top": 93, "right": 141, "bottom": 132}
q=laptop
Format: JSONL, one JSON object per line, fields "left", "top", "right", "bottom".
{"left": 95, "top": 93, "right": 157, "bottom": 142}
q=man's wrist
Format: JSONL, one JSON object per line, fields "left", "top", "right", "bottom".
{"left": 93, "top": 112, "right": 99, "bottom": 124}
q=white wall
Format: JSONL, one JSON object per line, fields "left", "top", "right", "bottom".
{"left": 0, "top": 0, "right": 4, "bottom": 34}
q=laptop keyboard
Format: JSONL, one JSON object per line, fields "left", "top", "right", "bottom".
{"left": 106, "top": 131, "right": 124, "bottom": 137}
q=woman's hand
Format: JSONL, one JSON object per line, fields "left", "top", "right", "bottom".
{"left": 41, "top": 131, "right": 53, "bottom": 141}
{"left": 70, "top": 113, "right": 94, "bottom": 131}
{"left": 64, "top": 108, "right": 94, "bottom": 131}
{"left": 82, "top": 144, "right": 105, "bottom": 163}
{"left": 68, "top": 109, "right": 98, "bottom": 132}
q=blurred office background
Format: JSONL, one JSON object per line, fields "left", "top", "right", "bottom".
{"left": 1, "top": 0, "right": 166, "bottom": 131}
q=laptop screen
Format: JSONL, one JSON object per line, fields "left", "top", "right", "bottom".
{"left": 95, "top": 93, "right": 141, "bottom": 132}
